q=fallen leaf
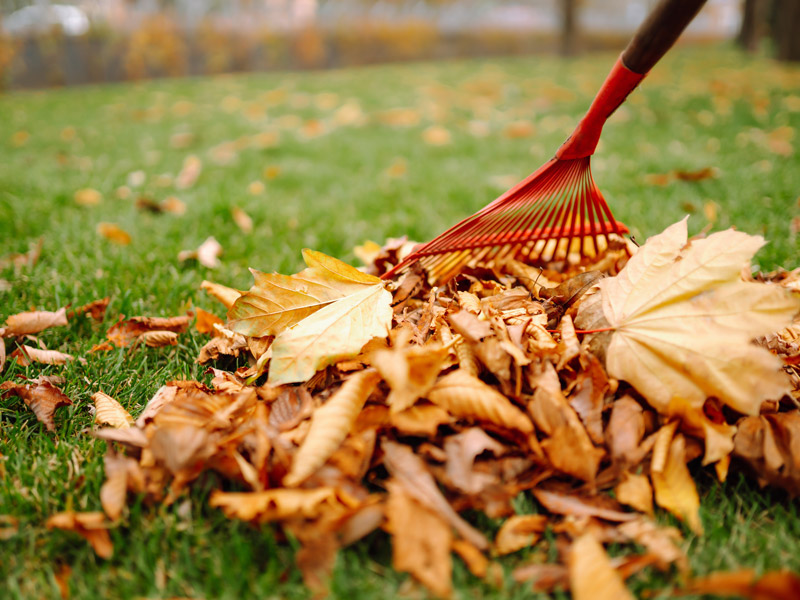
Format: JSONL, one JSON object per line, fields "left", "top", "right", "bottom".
{"left": 1, "top": 378, "right": 72, "bottom": 431}
{"left": 231, "top": 249, "right": 384, "bottom": 337}
{"left": 283, "top": 370, "right": 380, "bottom": 486}
{"left": 580, "top": 218, "right": 799, "bottom": 415}
{"left": 12, "top": 345, "right": 75, "bottom": 366}
{"left": 679, "top": 569, "right": 800, "bottom": 600}
{"left": 494, "top": 514, "right": 548, "bottom": 555}
{"left": 179, "top": 236, "right": 222, "bottom": 268}
{"left": 443, "top": 427, "right": 506, "bottom": 495}
{"left": 3, "top": 307, "right": 68, "bottom": 336}
{"left": 97, "top": 223, "right": 131, "bottom": 245}
{"left": 422, "top": 125, "right": 451, "bottom": 146}
{"left": 615, "top": 472, "right": 654, "bottom": 515}
{"left": 382, "top": 440, "right": 489, "bottom": 550}
{"left": 195, "top": 307, "right": 225, "bottom": 335}
{"left": 74, "top": 188, "right": 102, "bottom": 206}
{"left": 268, "top": 281, "right": 392, "bottom": 385}
{"left": 651, "top": 433, "right": 703, "bottom": 535}
{"left": 209, "top": 487, "right": 358, "bottom": 523}
{"left": 533, "top": 489, "right": 637, "bottom": 522}
{"left": 92, "top": 392, "right": 134, "bottom": 428}
{"left": 386, "top": 482, "right": 453, "bottom": 599}
{"left": 46, "top": 512, "right": 113, "bottom": 558}
{"left": 452, "top": 539, "right": 489, "bottom": 578}
{"left": 371, "top": 338, "right": 449, "bottom": 413}
{"left": 175, "top": 155, "right": 202, "bottom": 189}
{"left": 137, "top": 330, "right": 179, "bottom": 348}
{"left": 201, "top": 280, "right": 241, "bottom": 310}
{"left": 427, "top": 370, "right": 533, "bottom": 435}
{"left": 568, "top": 533, "right": 634, "bottom": 600}
{"left": 232, "top": 207, "right": 253, "bottom": 233}
{"left": 733, "top": 412, "right": 800, "bottom": 495}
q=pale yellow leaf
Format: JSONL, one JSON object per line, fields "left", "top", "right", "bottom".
{"left": 97, "top": 222, "right": 131, "bottom": 245}
{"left": 283, "top": 370, "right": 380, "bottom": 486}
{"left": 230, "top": 249, "right": 382, "bottom": 337}
{"left": 232, "top": 207, "right": 253, "bottom": 233}
{"left": 92, "top": 391, "right": 134, "bottom": 429}
{"left": 615, "top": 471, "right": 654, "bottom": 515}
{"left": 427, "top": 370, "right": 533, "bottom": 434}
{"left": 588, "top": 218, "right": 799, "bottom": 415}
{"left": 651, "top": 433, "right": 703, "bottom": 535}
{"left": 568, "top": 533, "right": 634, "bottom": 600}
{"left": 175, "top": 155, "right": 202, "bottom": 189}
{"left": 268, "top": 283, "right": 392, "bottom": 385}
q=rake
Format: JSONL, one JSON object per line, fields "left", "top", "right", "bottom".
{"left": 383, "top": 0, "right": 706, "bottom": 284}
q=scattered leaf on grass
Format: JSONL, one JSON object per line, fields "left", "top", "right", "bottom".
{"left": 97, "top": 223, "right": 131, "bottom": 245}
{"left": 1, "top": 378, "right": 72, "bottom": 431}
{"left": 679, "top": 569, "right": 800, "bottom": 600}
{"left": 179, "top": 236, "right": 222, "bottom": 268}
{"left": 92, "top": 391, "right": 134, "bottom": 428}
{"left": 46, "top": 512, "right": 113, "bottom": 558}
{"left": 74, "top": 188, "right": 102, "bottom": 206}
{"left": 11, "top": 345, "right": 75, "bottom": 366}
{"left": 201, "top": 280, "right": 241, "bottom": 310}
{"left": 3, "top": 307, "right": 68, "bottom": 336}
{"left": 175, "top": 155, "right": 202, "bottom": 189}
{"left": 651, "top": 433, "right": 703, "bottom": 535}
{"left": 232, "top": 207, "right": 253, "bottom": 233}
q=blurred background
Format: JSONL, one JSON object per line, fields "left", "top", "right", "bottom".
{"left": 1, "top": 0, "right": 797, "bottom": 90}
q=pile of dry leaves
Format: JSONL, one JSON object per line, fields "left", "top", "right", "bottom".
{"left": 3, "top": 218, "right": 800, "bottom": 598}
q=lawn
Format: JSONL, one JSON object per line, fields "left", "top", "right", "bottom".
{"left": 1, "top": 44, "right": 800, "bottom": 599}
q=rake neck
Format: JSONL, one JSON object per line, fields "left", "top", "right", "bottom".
{"left": 555, "top": 56, "right": 646, "bottom": 160}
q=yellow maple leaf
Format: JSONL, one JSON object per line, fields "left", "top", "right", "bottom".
{"left": 229, "top": 249, "right": 382, "bottom": 337}
{"left": 580, "top": 218, "right": 799, "bottom": 415}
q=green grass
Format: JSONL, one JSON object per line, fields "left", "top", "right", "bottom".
{"left": 1, "top": 44, "right": 799, "bottom": 599}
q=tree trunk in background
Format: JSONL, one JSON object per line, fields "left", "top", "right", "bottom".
{"left": 561, "top": 0, "right": 578, "bottom": 56}
{"left": 773, "top": 0, "right": 800, "bottom": 61}
{"left": 737, "top": 0, "right": 769, "bottom": 52}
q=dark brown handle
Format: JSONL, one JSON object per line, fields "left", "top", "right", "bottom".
{"left": 622, "top": 0, "right": 706, "bottom": 74}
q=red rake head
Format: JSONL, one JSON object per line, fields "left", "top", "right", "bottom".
{"left": 382, "top": 156, "right": 629, "bottom": 283}
{"left": 382, "top": 56, "right": 645, "bottom": 284}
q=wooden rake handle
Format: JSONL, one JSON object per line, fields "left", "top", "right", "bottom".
{"left": 557, "top": 0, "right": 706, "bottom": 160}
{"left": 623, "top": 0, "right": 707, "bottom": 74}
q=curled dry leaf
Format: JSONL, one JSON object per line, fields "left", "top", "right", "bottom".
{"left": 91, "top": 391, "right": 134, "bottom": 429}
{"left": 371, "top": 339, "right": 449, "bottom": 413}
{"left": 3, "top": 307, "right": 68, "bottom": 336}
{"left": 386, "top": 482, "right": 453, "bottom": 599}
{"left": 101, "top": 451, "right": 143, "bottom": 520}
{"left": 580, "top": 218, "right": 800, "bottom": 415}
{"left": 283, "top": 370, "right": 381, "bottom": 487}
{"left": 137, "top": 330, "right": 179, "bottom": 348}
{"left": 494, "top": 514, "right": 548, "bottom": 556}
{"left": 12, "top": 345, "right": 75, "bottom": 366}
{"left": 443, "top": 427, "right": 506, "bottom": 495}
{"left": 733, "top": 412, "right": 800, "bottom": 495}
{"left": 46, "top": 511, "right": 113, "bottom": 558}
{"left": 382, "top": 440, "right": 489, "bottom": 551}
{"left": 427, "top": 370, "right": 533, "bottom": 435}
{"left": 1, "top": 378, "right": 72, "bottom": 431}
{"left": 533, "top": 489, "right": 637, "bottom": 522}
{"left": 568, "top": 533, "right": 634, "bottom": 600}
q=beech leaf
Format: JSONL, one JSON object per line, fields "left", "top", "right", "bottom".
{"left": 581, "top": 218, "right": 800, "bottom": 415}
